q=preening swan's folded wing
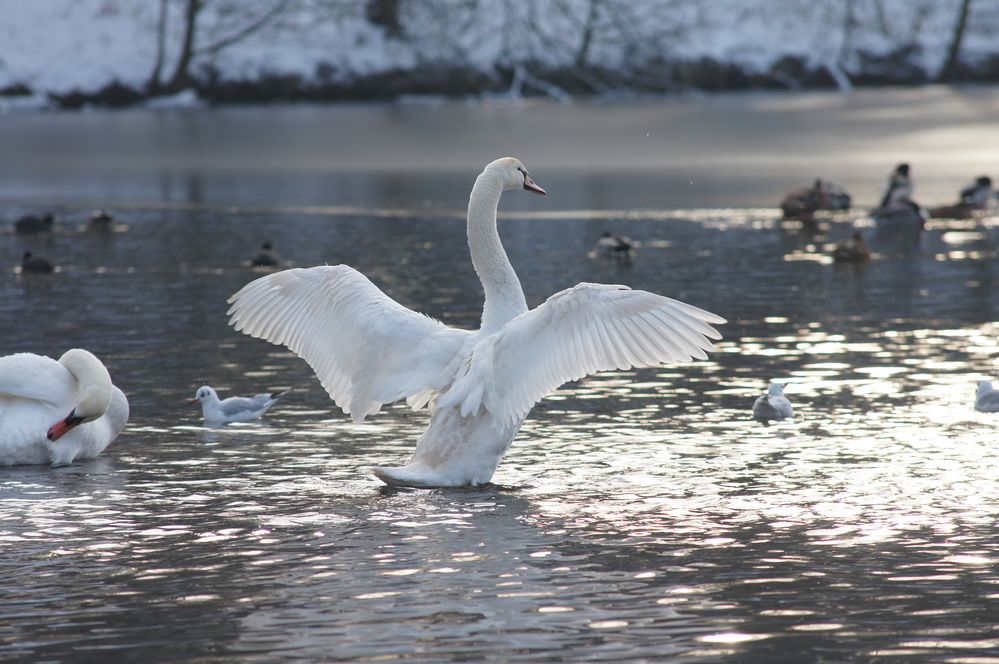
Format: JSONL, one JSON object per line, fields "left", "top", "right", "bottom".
{"left": 0, "top": 353, "right": 74, "bottom": 405}
{"left": 227, "top": 265, "right": 470, "bottom": 421}
{"left": 472, "top": 283, "right": 724, "bottom": 427}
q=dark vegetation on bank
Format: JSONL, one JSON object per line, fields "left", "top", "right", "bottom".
{"left": 6, "top": 49, "right": 999, "bottom": 110}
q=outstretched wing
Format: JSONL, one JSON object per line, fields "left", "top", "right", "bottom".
{"left": 443, "top": 283, "right": 724, "bottom": 427}
{"left": 227, "top": 265, "right": 470, "bottom": 421}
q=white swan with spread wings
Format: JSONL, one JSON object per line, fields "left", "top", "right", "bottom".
{"left": 227, "top": 158, "right": 724, "bottom": 487}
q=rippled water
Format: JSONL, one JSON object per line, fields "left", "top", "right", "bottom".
{"left": 3, "top": 93, "right": 999, "bottom": 662}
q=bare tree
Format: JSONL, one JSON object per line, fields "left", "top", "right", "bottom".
{"left": 573, "top": 0, "right": 599, "bottom": 69}
{"left": 146, "top": 0, "right": 292, "bottom": 95}
{"left": 166, "top": 0, "right": 203, "bottom": 91}
{"left": 147, "top": 0, "right": 170, "bottom": 94}
{"left": 366, "top": 0, "right": 402, "bottom": 38}
{"left": 938, "top": 0, "right": 973, "bottom": 82}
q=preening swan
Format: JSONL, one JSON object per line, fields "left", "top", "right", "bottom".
{"left": 191, "top": 385, "right": 289, "bottom": 425}
{"left": 228, "top": 158, "right": 724, "bottom": 487}
{"left": 0, "top": 349, "right": 129, "bottom": 465}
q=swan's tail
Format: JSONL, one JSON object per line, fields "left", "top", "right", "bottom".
{"left": 372, "top": 463, "right": 490, "bottom": 488}
{"left": 374, "top": 464, "right": 448, "bottom": 488}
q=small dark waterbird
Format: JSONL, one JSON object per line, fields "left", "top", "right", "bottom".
{"left": 251, "top": 242, "right": 280, "bottom": 267}
{"left": 20, "top": 252, "right": 54, "bottom": 274}
{"left": 14, "top": 213, "right": 54, "bottom": 234}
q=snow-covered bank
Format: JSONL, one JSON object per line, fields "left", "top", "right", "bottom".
{"left": 1, "top": 0, "right": 997, "bottom": 108}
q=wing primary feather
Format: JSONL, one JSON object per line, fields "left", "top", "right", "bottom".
{"left": 618, "top": 316, "right": 664, "bottom": 365}
{"left": 649, "top": 309, "right": 713, "bottom": 357}
{"left": 598, "top": 317, "right": 634, "bottom": 369}
{"left": 577, "top": 310, "right": 602, "bottom": 373}
{"left": 633, "top": 311, "right": 697, "bottom": 360}
{"left": 661, "top": 296, "right": 727, "bottom": 326}
{"left": 607, "top": 318, "right": 642, "bottom": 366}
{"left": 591, "top": 316, "right": 627, "bottom": 370}
{"left": 631, "top": 312, "right": 688, "bottom": 362}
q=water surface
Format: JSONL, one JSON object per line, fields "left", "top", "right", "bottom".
{"left": 2, "top": 91, "right": 999, "bottom": 662}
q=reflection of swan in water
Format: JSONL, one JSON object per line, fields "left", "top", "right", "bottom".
{"left": 0, "top": 349, "right": 129, "bottom": 465}
{"left": 228, "top": 158, "right": 724, "bottom": 487}
{"left": 230, "top": 490, "right": 552, "bottom": 658}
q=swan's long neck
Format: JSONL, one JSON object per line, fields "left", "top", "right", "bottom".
{"left": 60, "top": 349, "right": 112, "bottom": 417}
{"left": 467, "top": 171, "right": 527, "bottom": 331}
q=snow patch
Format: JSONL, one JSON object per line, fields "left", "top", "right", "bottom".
{"left": 0, "top": 0, "right": 995, "bottom": 99}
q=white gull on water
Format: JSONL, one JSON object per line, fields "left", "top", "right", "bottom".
{"left": 753, "top": 382, "right": 794, "bottom": 421}
{"left": 191, "top": 385, "right": 289, "bottom": 425}
{"left": 975, "top": 381, "right": 999, "bottom": 413}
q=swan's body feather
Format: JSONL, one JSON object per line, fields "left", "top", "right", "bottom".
{"left": 0, "top": 352, "right": 129, "bottom": 466}
{"left": 228, "top": 158, "right": 723, "bottom": 486}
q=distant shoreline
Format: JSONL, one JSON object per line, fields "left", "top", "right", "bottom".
{"left": 5, "top": 54, "right": 999, "bottom": 112}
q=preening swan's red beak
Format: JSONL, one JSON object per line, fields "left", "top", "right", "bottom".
{"left": 524, "top": 175, "right": 546, "bottom": 195}
{"left": 47, "top": 411, "right": 84, "bottom": 441}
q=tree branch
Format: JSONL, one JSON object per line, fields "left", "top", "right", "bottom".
{"left": 193, "top": 0, "right": 290, "bottom": 56}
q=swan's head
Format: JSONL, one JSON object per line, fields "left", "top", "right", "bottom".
{"left": 767, "top": 382, "right": 787, "bottom": 396}
{"left": 978, "top": 380, "right": 993, "bottom": 395}
{"left": 190, "top": 385, "right": 217, "bottom": 405}
{"left": 486, "top": 157, "right": 546, "bottom": 195}
{"left": 47, "top": 349, "right": 113, "bottom": 441}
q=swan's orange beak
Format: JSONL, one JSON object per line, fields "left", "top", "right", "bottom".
{"left": 524, "top": 175, "right": 546, "bottom": 195}
{"left": 47, "top": 411, "right": 84, "bottom": 441}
